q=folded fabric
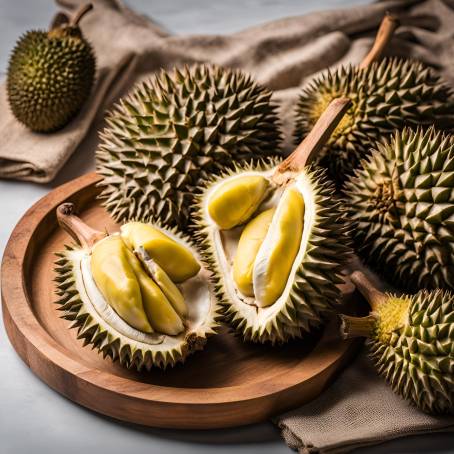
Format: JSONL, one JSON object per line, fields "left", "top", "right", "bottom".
{"left": 276, "top": 351, "right": 454, "bottom": 453}
{"left": 1, "top": 0, "right": 454, "bottom": 182}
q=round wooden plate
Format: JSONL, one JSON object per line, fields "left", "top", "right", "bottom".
{"left": 2, "top": 172, "right": 360, "bottom": 429}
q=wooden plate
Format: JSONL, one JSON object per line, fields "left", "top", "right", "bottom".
{"left": 1, "top": 172, "right": 360, "bottom": 429}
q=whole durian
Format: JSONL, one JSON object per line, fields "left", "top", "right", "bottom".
{"left": 294, "top": 14, "right": 454, "bottom": 185}
{"left": 96, "top": 64, "right": 282, "bottom": 230}
{"left": 194, "top": 99, "right": 352, "bottom": 344}
{"left": 341, "top": 270, "right": 454, "bottom": 414}
{"left": 344, "top": 127, "right": 454, "bottom": 291}
{"left": 54, "top": 203, "right": 221, "bottom": 370}
{"left": 7, "top": 4, "right": 96, "bottom": 133}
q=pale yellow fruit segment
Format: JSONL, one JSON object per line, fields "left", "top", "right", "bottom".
{"left": 254, "top": 187, "right": 305, "bottom": 307}
{"left": 207, "top": 175, "right": 269, "bottom": 230}
{"left": 125, "top": 249, "right": 184, "bottom": 336}
{"left": 90, "top": 236, "right": 153, "bottom": 333}
{"left": 120, "top": 222, "right": 200, "bottom": 283}
{"left": 233, "top": 208, "right": 275, "bottom": 296}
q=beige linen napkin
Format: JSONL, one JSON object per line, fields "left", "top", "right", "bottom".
{"left": 1, "top": 0, "right": 454, "bottom": 182}
{"left": 276, "top": 351, "right": 454, "bottom": 453}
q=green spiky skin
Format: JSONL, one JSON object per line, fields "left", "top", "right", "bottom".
{"left": 96, "top": 65, "right": 282, "bottom": 230}
{"left": 194, "top": 160, "right": 352, "bottom": 344}
{"left": 295, "top": 58, "right": 454, "bottom": 186}
{"left": 345, "top": 127, "right": 454, "bottom": 291}
{"left": 368, "top": 290, "right": 454, "bottom": 414}
{"left": 54, "top": 227, "right": 222, "bottom": 371}
{"left": 7, "top": 28, "right": 95, "bottom": 132}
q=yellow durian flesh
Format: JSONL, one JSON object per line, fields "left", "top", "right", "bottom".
{"left": 125, "top": 248, "right": 184, "bottom": 336}
{"left": 233, "top": 208, "right": 275, "bottom": 296}
{"left": 120, "top": 222, "right": 200, "bottom": 283}
{"left": 253, "top": 187, "right": 305, "bottom": 307}
{"left": 90, "top": 236, "right": 153, "bottom": 333}
{"left": 207, "top": 175, "right": 270, "bottom": 230}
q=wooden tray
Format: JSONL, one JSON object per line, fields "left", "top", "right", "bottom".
{"left": 1, "top": 172, "right": 360, "bottom": 429}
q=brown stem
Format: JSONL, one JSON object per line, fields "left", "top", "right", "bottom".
{"left": 359, "top": 13, "right": 400, "bottom": 69}
{"left": 56, "top": 203, "right": 105, "bottom": 249}
{"left": 70, "top": 3, "right": 93, "bottom": 26}
{"left": 273, "top": 97, "right": 351, "bottom": 183}
{"left": 350, "top": 270, "right": 387, "bottom": 312}
{"left": 339, "top": 314, "right": 377, "bottom": 339}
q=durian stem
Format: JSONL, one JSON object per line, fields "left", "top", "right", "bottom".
{"left": 56, "top": 203, "right": 105, "bottom": 249}
{"left": 274, "top": 97, "right": 351, "bottom": 181}
{"left": 359, "top": 13, "right": 400, "bottom": 69}
{"left": 350, "top": 270, "right": 387, "bottom": 312}
{"left": 70, "top": 3, "right": 93, "bottom": 26}
{"left": 340, "top": 314, "right": 377, "bottom": 339}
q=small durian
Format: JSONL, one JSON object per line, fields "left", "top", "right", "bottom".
{"left": 96, "top": 64, "right": 282, "bottom": 230}
{"left": 195, "top": 98, "right": 352, "bottom": 344}
{"left": 294, "top": 14, "right": 454, "bottom": 185}
{"left": 344, "top": 127, "right": 454, "bottom": 291}
{"left": 7, "top": 4, "right": 96, "bottom": 132}
{"left": 54, "top": 203, "right": 221, "bottom": 370}
{"left": 341, "top": 269, "right": 454, "bottom": 414}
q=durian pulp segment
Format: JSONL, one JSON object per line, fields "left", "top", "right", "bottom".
{"left": 374, "top": 295, "right": 411, "bottom": 344}
{"left": 120, "top": 222, "right": 200, "bottom": 283}
{"left": 207, "top": 175, "right": 270, "bottom": 230}
{"left": 253, "top": 187, "right": 305, "bottom": 307}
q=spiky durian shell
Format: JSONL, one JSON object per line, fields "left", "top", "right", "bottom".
{"left": 7, "top": 28, "right": 95, "bottom": 132}
{"left": 194, "top": 159, "right": 352, "bottom": 344}
{"left": 294, "top": 58, "right": 454, "bottom": 185}
{"left": 368, "top": 290, "right": 454, "bottom": 414}
{"left": 54, "top": 227, "right": 222, "bottom": 370}
{"left": 344, "top": 127, "right": 454, "bottom": 291}
{"left": 96, "top": 65, "right": 282, "bottom": 229}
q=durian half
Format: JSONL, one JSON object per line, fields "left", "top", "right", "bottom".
{"left": 341, "top": 269, "right": 454, "bottom": 414}
{"left": 54, "top": 203, "right": 221, "bottom": 370}
{"left": 195, "top": 99, "right": 353, "bottom": 344}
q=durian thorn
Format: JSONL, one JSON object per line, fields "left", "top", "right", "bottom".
{"left": 56, "top": 203, "right": 105, "bottom": 249}
{"left": 273, "top": 97, "right": 351, "bottom": 183}
{"left": 350, "top": 270, "right": 387, "bottom": 312}
{"left": 70, "top": 3, "right": 93, "bottom": 27}
{"left": 359, "top": 12, "right": 400, "bottom": 69}
{"left": 339, "top": 314, "right": 377, "bottom": 339}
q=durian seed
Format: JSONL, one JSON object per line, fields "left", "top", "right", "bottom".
{"left": 253, "top": 187, "right": 305, "bottom": 307}
{"left": 137, "top": 246, "right": 188, "bottom": 319}
{"left": 125, "top": 246, "right": 184, "bottom": 336}
{"left": 233, "top": 208, "right": 276, "bottom": 297}
{"left": 120, "top": 222, "right": 200, "bottom": 283}
{"left": 207, "top": 175, "right": 270, "bottom": 230}
{"left": 90, "top": 236, "right": 153, "bottom": 333}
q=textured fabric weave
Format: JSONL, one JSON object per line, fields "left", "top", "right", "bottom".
{"left": 1, "top": 0, "right": 454, "bottom": 181}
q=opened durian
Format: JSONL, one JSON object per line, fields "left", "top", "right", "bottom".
{"left": 344, "top": 127, "right": 454, "bottom": 291}
{"left": 96, "top": 64, "right": 282, "bottom": 230}
{"left": 7, "top": 4, "right": 96, "bottom": 132}
{"left": 195, "top": 99, "right": 352, "bottom": 344}
{"left": 341, "top": 269, "right": 454, "bottom": 414}
{"left": 54, "top": 203, "right": 220, "bottom": 370}
{"left": 294, "top": 14, "right": 454, "bottom": 185}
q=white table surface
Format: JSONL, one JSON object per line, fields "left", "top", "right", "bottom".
{"left": 1, "top": 1, "right": 453, "bottom": 453}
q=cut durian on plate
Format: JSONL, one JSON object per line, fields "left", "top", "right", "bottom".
{"left": 195, "top": 99, "right": 353, "bottom": 344}
{"left": 54, "top": 203, "right": 221, "bottom": 370}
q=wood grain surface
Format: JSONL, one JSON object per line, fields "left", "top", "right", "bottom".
{"left": 1, "top": 172, "right": 361, "bottom": 429}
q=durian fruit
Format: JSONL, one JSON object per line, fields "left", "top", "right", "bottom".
{"left": 194, "top": 98, "right": 352, "bottom": 344}
{"left": 340, "top": 269, "right": 454, "bottom": 414}
{"left": 7, "top": 4, "right": 96, "bottom": 133}
{"left": 54, "top": 203, "right": 221, "bottom": 370}
{"left": 294, "top": 13, "right": 454, "bottom": 185}
{"left": 96, "top": 64, "right": 282, "bottom": 230}
{"left": 344, "top": 127, "right": 454, "bottom": 291}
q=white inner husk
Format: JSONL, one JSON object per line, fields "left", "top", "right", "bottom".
{"left": 204, "top": 169, "right": 316, "bottom": 326}
{"left": 69, "top": 232, "right": 214, "bottom": 351}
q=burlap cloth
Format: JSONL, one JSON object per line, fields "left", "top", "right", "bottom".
{"left": 1, "top": 0, "right": 454, "bottom": 451}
